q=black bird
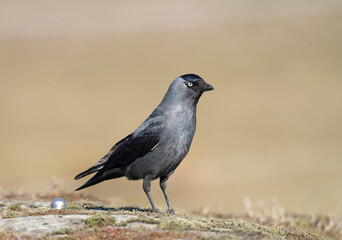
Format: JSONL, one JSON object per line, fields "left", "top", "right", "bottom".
{"left": 75, "top": 74, "right": 214, "bottom": 213}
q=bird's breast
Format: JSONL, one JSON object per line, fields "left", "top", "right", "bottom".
{"left": 164, "top": 106, "right": 196, "bottom": 151}
{"left": 125, "top": 105, "right": 197, "bottom": 180}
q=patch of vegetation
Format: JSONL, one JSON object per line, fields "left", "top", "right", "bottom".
{"left": 113, "top": 206, "right": 155, "bottom": 212}
{"left": 159, "top": 217, "right": 211, "bottom": 231}
{"left": 0, "top": 232, "right": 27, "bottom": 240}
{"left": 28, "top": 209, "right": 92, "bottom": 216}
{"left": 68, "top": 227, "right": 221, "bottom": 240}
{"left": 109, "top": 209, "right": 152, "bottom": 217}
{"left": 66, "top": 202, "right": 84, "bottom": 210}
{"left": 194, "top": 198, "right": 341, "bottom": 240}
{"left": 66, "top": 200, "right": 117, "bottom": 211}
{"left": 5, "top": 210, "right": 21, "bottom": 218}
{"left": 3, "top": 208, "right": 92, "bottom": 219}
{"left": 53, "top": 228, "right": 75, "bottom": 235}
{"left": 116, "top": 216, "right": 160, "bottom": 227}
{"left": 8, "top": 203, "right": 22, "bottom": 211}
{"left": 85, "top": 214, "right": 117, "bottom": 228}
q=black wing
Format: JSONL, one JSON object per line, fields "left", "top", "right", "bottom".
{"left": 102, "top": 130, "right": 160, "bottom": 171}
{"left": 75, "top": 117, "right": 164, "bottom": 191}
{"left": 74, "top": 134, "right": 132, "bottom": 180}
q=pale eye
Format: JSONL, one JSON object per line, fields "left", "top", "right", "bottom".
{"left": 187, "top": 82, "right": 193, "bottom": 87}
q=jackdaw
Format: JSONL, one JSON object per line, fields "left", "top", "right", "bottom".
{"left": 75, "top": 74, "right": 213, "bottom": 213}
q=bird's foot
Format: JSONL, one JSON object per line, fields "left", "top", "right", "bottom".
{"left": 166, "top": 208, "right": 175, "bottom": 215}
{"left": 152, "top": 208, "right": 162, "bottom": 214}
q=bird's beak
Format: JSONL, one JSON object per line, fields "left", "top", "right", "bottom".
{"left": 200, "top": 83, "right": 214, "bottom": 92}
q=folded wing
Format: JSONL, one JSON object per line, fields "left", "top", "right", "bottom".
{"left": 74, "top": 134, "right": 132, "bottom": 180}
{"left": 75, "top": 117, "right": 165, "bottom": 191}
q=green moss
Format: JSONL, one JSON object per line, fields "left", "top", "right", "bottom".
{"left": 110, "top": 209, "right": 143, "bottom": 216}
{"left": 116, "top": 216, "right": 160, "bottom": 227}
{"left": 190, "top": 217, "right": 290, "bottom": 239}
{"left": 8, "top": 203, "right": 22, "bottom": 211}
{"left": 0, "top": 203, "right": 6, "bottom": 208}
{"left": 85, "top": 214, "right": 116, "bottom": 228}
{"left": 53, "top": 228, "right": 74, "bottom": 235}
{"left": 108, "top": 208, "right": 157, "bottom": 218}
{"left": 159, "top": 217, "right": 211, "bottom": 231}
{"left": 66, "top": 200, "right": 109, "bottom": 210}
{"left": 66, "top": 202, "right": 84, "bottom": 210}
{"left": 78, "top": 200, "right": 105, "bottom": 209}
{"left": 6, "top": 210, "right": 20, "bottom": 218}
{"left": 27, "top": 209, "right": 92, "bottom": 216}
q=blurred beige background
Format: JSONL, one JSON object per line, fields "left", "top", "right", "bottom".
{"left": 1, "top": 0, "right": 342, "bottom": 215}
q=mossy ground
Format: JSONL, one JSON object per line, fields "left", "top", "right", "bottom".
{"left": 0, "top": 189, "right": 340, "bottom": 240}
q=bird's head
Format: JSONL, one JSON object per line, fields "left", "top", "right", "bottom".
{"left": 161, "top": 74, "right": 213, "bottom": 107}
{"left": 178, "top": 74, "right": 214, "bottom": 93}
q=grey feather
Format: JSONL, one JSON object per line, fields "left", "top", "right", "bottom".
{"left": 75, "top": 74, "right": 213, "bottom": 213}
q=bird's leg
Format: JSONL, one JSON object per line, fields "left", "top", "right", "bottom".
{"left": 143, "top": 177, "right": 160, "bottom": 213}
{"left": 160, "top": 176, "right": 174, "bottom": 214}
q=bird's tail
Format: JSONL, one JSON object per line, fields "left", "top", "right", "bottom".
{"left": 74, "top": 165, "right": 104, "bottom": 180}
{"left": 75, "top": 168, "right": 124, "bottom": 191}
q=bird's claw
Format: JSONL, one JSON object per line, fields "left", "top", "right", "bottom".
{"left": 152, "top": 208, "right": 162, "bottom": 214}
{"left": 166, "top": 209, "right": 175, "bottom": 214}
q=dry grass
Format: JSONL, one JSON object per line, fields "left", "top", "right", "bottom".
{"left": 194, "top": 197, "right": 342, "bottom": 239}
